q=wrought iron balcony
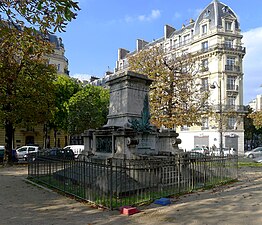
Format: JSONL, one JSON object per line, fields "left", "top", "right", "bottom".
{"left": 225, "top": 65, "right": 240, "bottom": 72}
{"left": 226, "top": 85, "right": 239, "bottom": 92}
{"left": 212, "top": 104, "right": 248, "bottom": 113}
{"left": 221, "top": 44, "right": 246, "bottom": 53}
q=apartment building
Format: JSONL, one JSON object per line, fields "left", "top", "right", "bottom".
{"left": 114, "top": 0, "right": 246, "bottom": 154}
{"left": 0, "top": 34, "right": 69, "bottom": 149}
{"left": 249, "top": 94, "right": 262, "bottom": 111}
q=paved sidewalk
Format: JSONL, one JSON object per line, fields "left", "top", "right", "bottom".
{"left": 0, "top": 164, "right": 261, "bottom": 225}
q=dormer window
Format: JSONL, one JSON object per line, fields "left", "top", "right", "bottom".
{"left": 225, "top": 21, "right": 232, "bottom": 31}
{"left": 183, "top": 34, "right": 190, "bottom": 45}
{"left": 204, "top": 10, "right": 210, "bottom": 17}
{"left": 202, "top": 24, "right": 207, "bottom": 34}
{"left": 222, "top": 6, "right": 229, "bottom": 13}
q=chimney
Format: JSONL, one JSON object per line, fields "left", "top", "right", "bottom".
{"left": 136, "top": 39, "right": 149, "bottom": 51}
{"left": 164, "top": 24, "right": 176, "bottom": 39}
{"left": 118, "top": 48, "right": 130, "bottom": 60}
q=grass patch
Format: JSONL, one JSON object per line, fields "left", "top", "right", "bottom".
{"left": 238, "top": 161, "right": 262, "bottom": 168}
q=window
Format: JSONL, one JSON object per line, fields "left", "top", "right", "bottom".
{"left": 202, "top": 24, "right": 207, "bottom": 34}
{"left": 182, "top": 49, "right": 188, "bottom": 56}
{"left": 225, "top": 39, "right": 233, "bottom": 49}
{"left": 183, "top": 34, "right": 190, "bottom": 45}
{"left": 225, "top": 21, "right": 232, "bottom": 31}
{"left": 226, "top": 56, "right": 235, "bottom": 70}
{"left": 201, "top": 59, "right": 208, "bottom": 71}
{"left": 228, "top": 96, "right": 236, "bottom": 108}
{"left": 28, "top": 147, "right": 36, "bottom": 152}
{"left": 57, "top": 64, "right": 61, "bottom": 72}
{"left": 202, "top": 41, "right": 208, "bottom": 52}
{"left": 227, "top": 57, "right": 235, "bottom": 65}
{"left": 228, "top": 117, "right": 237, "bottom": 129}
{"left": 204, "top": 10, "right": 210, "bottom": 17}
{"left": 227, "top": 76, "right": 236, "bottom": 90}
{"left": 181, "top": 125, "right": 189, "bottom": 131}
{"left": 202, "top": 117, "right": 209, "bottom": 129}
{"left": 18, "top": 147, "right": 27, "bottom": 153}
{"left": 201, "top": 78, "right": 209, "bottom": 91}
{"left": 222, "top": 6, "right": 229, "bottom": 13}
{"left": 173, "top": 39, "right": 178, "bottom": 48}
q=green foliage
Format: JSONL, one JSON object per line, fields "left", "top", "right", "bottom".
{"left": 129, "top": 94, "right": 154, "bottom": 132}
{"left": 0, "top": 0, "right": 79, "bottom": 160}
{"left": 238, "top": 161, "right": 262, "bottom": 168}
{"left": 0, "top": 0, "right": 80, "bottom": 34}
{"left": 50, "top": 75, "right": 82, "bottom": 131}
{"left": 68, "top": 85, "right": 110, "bottom": 134}
{"left": 244, "top": 107, "right": 259, "bottom": 139}
{"left": 0, "top": 26, "right": 57, "bottom": 127}
{"left": 248, "top": 110, "right": 262, "bottom": 130}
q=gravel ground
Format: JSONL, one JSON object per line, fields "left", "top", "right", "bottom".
{"left": 0, "top": 163, "right": 261, "bottom": 225}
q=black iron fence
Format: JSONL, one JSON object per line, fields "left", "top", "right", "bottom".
{"left": 27, "top": 154, "right": 238, "bottom": 210}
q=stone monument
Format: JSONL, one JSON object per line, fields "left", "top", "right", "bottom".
{"left": 82, "top": 70, "right": 182, "bottom": 159}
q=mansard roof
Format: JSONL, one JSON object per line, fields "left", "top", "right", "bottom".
{"left": 48, "top": 34, "right": 64, "bottom": 49}
{"left": 194, "top": 0, "right": 239, "bottom": 35}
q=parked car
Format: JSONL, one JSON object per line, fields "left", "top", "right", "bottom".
{"left": 28, "top": 148, "right": 75, "bottom": 161}
{"left": 16, "top": 145, "right": 40, "bottom": 161}
{"left": 191, "top": 147, "right": 209, "bottom": 155}
{"left": 186, "top": 151, "right": 206, "bottom": 161}
{"left": 244, "top": 147, "right": 262, "bottom": 159}
{"left": 0, "top": 146, "right": 5, "bottom": 162}
{"left": 211, "top": 148, "right": 237, "bottom": 156}
{"left": 63, "top": 145, "right": 84, "bottom": 159}
{"left": 253, "top": 156, "right": 262, "bottom": 163}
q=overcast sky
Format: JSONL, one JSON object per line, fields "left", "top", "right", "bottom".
{"left": 58, "top": 0, "right": 262, "bottom": 105}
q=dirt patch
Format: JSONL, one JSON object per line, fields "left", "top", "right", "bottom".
{"left": 0, "top": 164, "right": 261, "bottom": 225}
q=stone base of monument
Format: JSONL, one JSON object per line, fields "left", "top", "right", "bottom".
{"left": 82, "top": 128, "right": 182, "bottom": 160}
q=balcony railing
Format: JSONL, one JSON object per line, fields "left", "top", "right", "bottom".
{"left": 226, "top": 85, "right": 239, "bottom": 91}
{"left": 212, "top": 104, "right": 247, "bottom": 113}
{"left": 225, "top": 65, "right": 240, "bottom": 72}
{"left": 192, "top": 43, "right": 246, "bottom": 56}
{"left": 222, "top": 44, "right": 246, "bottom": 53}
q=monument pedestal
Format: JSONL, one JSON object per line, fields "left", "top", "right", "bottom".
{"left": 82, "top": 71, "right": 182, "bottom": 159}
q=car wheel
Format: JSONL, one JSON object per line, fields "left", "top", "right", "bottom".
{"left": 248, "top": 154, "right": 254, "bottom": 159}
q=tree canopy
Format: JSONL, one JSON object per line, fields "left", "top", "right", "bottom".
{"left": 51, "top": 74, "right": 83, "bottom": 131}
{"left": 248, "top": 110, "right": 262, "bottom": 129}
{"left": 68, "top": 85, "right": 110, "bottom": 134}
{"left": 128, "top": 46, "right": 210, "bottom": 128}
{"left": 0, "top": 26, "right": 57, "bottom": 128}
{"left": 0, "top": 0, "right": 80, "bottom": 160}
{"left": 0, "top": 0, "right": 80, "bottom": 33}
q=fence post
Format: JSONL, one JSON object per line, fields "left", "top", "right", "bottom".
{"left": 108, "top": 158, "right": 113, "bottom": 210}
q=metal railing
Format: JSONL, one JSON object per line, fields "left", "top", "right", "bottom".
{"left": 225, "top": 65, "right": 240, "bottom": 72}
{"left": 27, "top": 154, "right": 238, "bottom": 210}
{"left": 212, "top": 104, "right": 247, "bottom": 112}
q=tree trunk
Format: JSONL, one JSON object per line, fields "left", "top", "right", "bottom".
{"left": 5, "top": 120, "right": 14, "bottom": 163}
{"left": 54, "top": 128, "right": 57, "bottom": 147}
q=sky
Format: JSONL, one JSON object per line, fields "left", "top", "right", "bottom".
{"left": 58, "top": 0, "right": 262, "bottom": 105}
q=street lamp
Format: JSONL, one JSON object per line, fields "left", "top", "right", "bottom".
{"left": 210, "top": 80, "right": 223, "bottom": 153}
